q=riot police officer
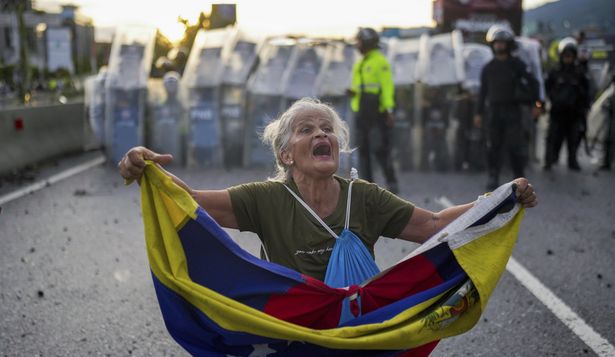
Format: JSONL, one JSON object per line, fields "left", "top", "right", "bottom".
{"left": 349, "top": 28, "right": 398, "bottom": 193}
{"left": 543, "top": 38, "right": 590, "bottom": 171}
{"left": 475, "top": 26, "right": 539, "bottom": 190}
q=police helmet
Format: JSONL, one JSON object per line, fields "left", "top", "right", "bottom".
{"left": 486, "top": 25, "right": 515, "bottom": 44}
{"left": 557, "top": 37, "right": 578, "bottom": 57}
{"left": 356, "top": 27, "right": 379, "bottom": 49}
{"left": 163, "top": 71, "right": 181, "bottom": 96}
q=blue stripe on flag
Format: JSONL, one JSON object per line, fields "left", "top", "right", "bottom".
{"left": 178, "top": 208, "right": 309, "bottom": 310}
{"left": 424, "top": 243, "right": 464, "bottom": 281}
{"left": 152, "top": 272, "right": 276, "bottom": 356}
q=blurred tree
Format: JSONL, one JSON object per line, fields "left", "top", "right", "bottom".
{"left": 173, "top": 11, "right": 210, "bottom": 74}
{"left": 165, "top": 5, "right": 234, "bottom": 75}
{"left": 150, "top": 30, "right": 174, "bottom": 78}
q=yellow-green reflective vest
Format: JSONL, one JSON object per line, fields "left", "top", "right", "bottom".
{"left": 350, "top": 49, "right": 395, "bottom": 113}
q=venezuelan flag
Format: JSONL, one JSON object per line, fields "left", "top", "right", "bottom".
{"left": 139, "top": 162, "right": 524, "bottom": 356}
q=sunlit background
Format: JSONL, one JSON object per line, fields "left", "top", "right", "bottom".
{"left": 36, "top": 0, "right": 557, "bottom": 43}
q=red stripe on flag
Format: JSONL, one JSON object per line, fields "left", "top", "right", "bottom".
{"left": 263, "top": 276, "right": 345, "bottom": 329}
{"left": 361, "top": 254, "right": 445, "bottom": 314}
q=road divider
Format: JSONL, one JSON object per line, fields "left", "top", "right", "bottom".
{"left": 0, "top": 102, "right": 85, "bottom": 175}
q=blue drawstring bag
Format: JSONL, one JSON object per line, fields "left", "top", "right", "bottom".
{"left": 323, "top": 229, "right": 380, "bottom": 288}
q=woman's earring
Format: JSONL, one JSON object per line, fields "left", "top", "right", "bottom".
{"left": 289, "top": 160, "right": 294, "bottom": 165}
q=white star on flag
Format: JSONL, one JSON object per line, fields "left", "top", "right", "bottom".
{"left": 248, "top": 343, "right": 277, "bottom": 357}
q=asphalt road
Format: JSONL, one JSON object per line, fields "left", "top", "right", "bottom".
{"left": 1, "top": 151, "right": 614, "bottom": 356}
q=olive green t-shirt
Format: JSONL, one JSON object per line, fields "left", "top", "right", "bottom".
{"left": 228, "top": 176, "right": 414, "bottom": 281}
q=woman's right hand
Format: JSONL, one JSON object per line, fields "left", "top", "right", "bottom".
{"left": 118, "top": 146, "right": 173, "bottom": 182}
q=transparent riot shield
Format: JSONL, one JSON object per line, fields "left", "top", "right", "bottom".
{"left": 514, "top": 37, "right": 546, "bottom": 102}
{"left": 453, "top": 43, "right": 492, "bottom": 171}
{"left": 416, "top": 31, "right": 465, "bottom": 87}
{"left": 149, "top": 72, "right": 184, "bottom": 165}
{"left": 415, "top": 31, "right": 465, "bottom": 171}
{"left": 318, "top": 41, "right": 355, "bottom": 119}
{"left": 389, "top": 37, "right": 420, "bottom": 171}
{"left": 104, "top": 26, "right": 156, "bottom": 163}
{"left": 462, "top": 44, "right": 492, "bottom": 93}
{"left": 182, "top": 28, "right": 233, "bottom": 168}
{"left": 587, "top": 83, "right": 613, "bottom": 160}
{"left": 244, "top": 37, "right": 295, "bottom": 167}
{"left": 281, "top": 39, "right": 327, "bottom": 108}
{"left": 514, "top": 37, "right": 546, "bottom": 163}
{"left": 419, "top": 85, "right": 453, "bottom": 171}
{"left": 220, "top": 30, "right": 260, "bottom": 168}
{"left": 317, "top": 41, "right": 357, "bottom": 175}
{"left": 86, "top": 68, "right": 107, "bottom": 148}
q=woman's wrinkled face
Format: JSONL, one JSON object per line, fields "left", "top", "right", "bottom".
{"left": 283, "top": 109, "right": 340, "bottom": 178}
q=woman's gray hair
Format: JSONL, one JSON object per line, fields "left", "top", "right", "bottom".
{"left": 262, "top": 97, "right": 351, "bottom": 181}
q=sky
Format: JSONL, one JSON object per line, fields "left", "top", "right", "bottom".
{"left": 36, "top": 0, "right": 558, "bottom": 43}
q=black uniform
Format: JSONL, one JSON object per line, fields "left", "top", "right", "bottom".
{"left": 544, "top": 63, "right": 590, "bottom": 169}
{"left": 355, "top": 95, "right": 398, "bottom": 186}
{"left": 477, "top": 56, "right": 538, "bottom": 188}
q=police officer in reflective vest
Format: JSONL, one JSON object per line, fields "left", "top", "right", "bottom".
{"left": 475, "top": 26, "right": 539, "bottom": 190}
{"left": 349, "top": 27, "right": 398, "bottom": 193}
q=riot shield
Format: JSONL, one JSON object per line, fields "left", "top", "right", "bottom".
{"left": 149, "top": 72, "right": 184, "bottom": 164}
{"left": 389, "top": 37, "right": 421, "bottom": 170}
{"left": 415, "top": 31, "right": 465, "bottom": 171}
{"left": 104, "top": 26, "right": 156, "bottom": 163}
{"left": 281, "top": 39, "right": 327, "bottom": 107}
{"left": 514, "top": 37, "right": 546, "bottom": 163}
{"left": 182, "top": 28, "right": 233, "bottom": 168}
{"left": 317, "top": 41, "right": 357, "bottom": 175}
{"left": 416, "top": 31, "right": 465, "bottom": 86}
{"left": 244, "top": 37, "right": 295, "bottom": 167}
{"left": 453, "top": 43, "right": 492, "bottom": 171}
{"left": 84, "top": 68, "right": 107, "bottom": 150}
{"left": 220, "top": 30, "right": 261, "bottom": 168}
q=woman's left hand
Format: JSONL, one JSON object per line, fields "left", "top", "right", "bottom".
{"left": 512, "top": 178, "right": 538, "bottom": 208}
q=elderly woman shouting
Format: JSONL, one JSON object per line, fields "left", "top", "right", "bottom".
{"left": 118, "top": 98, "right": 538, "bottom": 283}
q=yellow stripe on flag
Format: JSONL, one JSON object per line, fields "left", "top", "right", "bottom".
{"left": 453, "top": 209, "right": 524, "bottom": 311}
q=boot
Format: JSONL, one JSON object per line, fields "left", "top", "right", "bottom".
{"left": 568, "top": 161, "right": 581, "bottom": 171}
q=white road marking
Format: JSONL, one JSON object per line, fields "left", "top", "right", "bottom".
{"left": 506, "top": 258, "right": 615, "bottom": 356}
{"left": 0, "top": 155, "right": 106, "bottom": 206}
{"left": 436, "top": 195, "right": 615, "bottom": 357}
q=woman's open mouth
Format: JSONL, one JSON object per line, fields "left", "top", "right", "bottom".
{"left": 312, "top": 142, "right": 332, "bottom": 160}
